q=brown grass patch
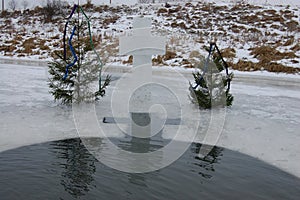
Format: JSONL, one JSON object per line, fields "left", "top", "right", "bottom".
{"left": 4, "top": 19, "right": 12, "bottom": 26}
{"left": 285, "top": 20, "right": 299, "bottom": 32}
{"left": 122, "top": 55, "right": 133, "bottom": 65}
{"left": 32, "top": 30, "right": 39, "bottom": 35}
{"left": 240, "top": 15, "right": 260, "bottom": 24}
{"left": 0, "top": 45, "right": 16, "bottom": 52}
{"left": 185, "top": 2, "right": 193, "bottom": 7}
{"left": 10, "top": 35, "right": 23, "bottom": 45}
{"left": 39, "top": 44, "right": 50, "bottom": 51}
{"left": 221, "top": 48, "right": 236, "bottom": 58}
{"left": 103, "top": 16, "right": 120, "bottom": 26}
{"left": 250, "top": 46, "right": 297, "bottom": 63}
{"left": 264, "top": 9, "right": 277, "bottom": 15}
{"left": 157, "top": 8, "right": 168, "bottom": 14}
{"left": 152, "top": 55, "right": 163, "bottom": 66}
{"left": 270, "top": 24, "right": 280, "bottom": 29}
{"left": 152, "top": 51, "right": 177, "bottom": 66}
{"left": 262, "top": 14, "right": 284, "bottom": 23}
{"left": 164, "top": 50, "right": 177, "bottom": 60}
{"left": 0, "top": 10, "right": 10, "bottom": 18}
{"left": 248, "top": 27, "right": 261, "bottom": 34}
{"left": 231, "top": 24, "right": 246, "bottom": 34}
{"left": 232, "top": 60, "right": 299, "bottom": 74}
{"left": 200, "top": 4, "right": 212, "bottom": 12}
{"left": 168, "top": 6, "right": 182, "bottom": 14}
{"left": 22, "top": 38, "right": 36, "bottom": 54}
{"left": 180, "top": 59, "right": 193, "bottom": 68}
{"left": 291, "top": 43, "right": 300, "bottom": 51}
{"left": 51, "top": 34, "right": 60, "bottom": 40}
{"left": 283, "top": 37, "right": 294, "bottom": 46}
{"left": 189, "top": 50, "right": 201, "bottom": 58}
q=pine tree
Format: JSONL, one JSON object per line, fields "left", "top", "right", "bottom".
{"left": 48, "top": 5, "right": 110, "bottom": 104}
{"left": 189, "top": 43, "right": 234, "bottom": 109}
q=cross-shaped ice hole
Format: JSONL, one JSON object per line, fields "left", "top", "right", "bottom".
{"left": 108, "top": 16, "right": 168, "bottom": 138}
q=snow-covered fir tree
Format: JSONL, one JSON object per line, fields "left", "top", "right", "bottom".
{"left": 48, "top": 6, "right": 110, "bottom": 104}
{"left": 189, "top": 43, "right": 234, "bottom": 109}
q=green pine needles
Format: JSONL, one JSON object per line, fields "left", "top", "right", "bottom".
{"left": 48, "top": 7, "right": 110, "bottom": 105}
{"left": 48, "top": 57, "right": 76, "bottom": 104}
{"left": 48, "top": 52, "right": 111, "bottom": 104}
{"left": 189, "top": 44, "right": 234, "bottom": 109}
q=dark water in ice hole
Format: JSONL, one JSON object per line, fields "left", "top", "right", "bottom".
{"left": 0, "top": 137, "right": 300, "bottom": 200}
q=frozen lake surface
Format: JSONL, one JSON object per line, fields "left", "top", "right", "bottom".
{"left": 0, "top": 62, "right": 300, "bottom": 177}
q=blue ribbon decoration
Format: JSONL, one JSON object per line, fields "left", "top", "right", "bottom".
{"left": 63, "top": 26, "right": 78, "bottom": 80}
{"left": 63, "top": 4, "right": 78, "bottom": 61}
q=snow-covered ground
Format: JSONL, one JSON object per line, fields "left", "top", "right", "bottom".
{"left": 0, "top": 62, "right": 300, "bottom": 177}
{"left": 1, "top": 1, "right": 299, "bottom": 73}
{"left": 2, "top": 0, "right": 300, "bottom": 10}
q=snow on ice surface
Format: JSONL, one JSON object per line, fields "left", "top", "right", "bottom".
{"left": 0, "top": 62, "right": 300, "bottom": 178}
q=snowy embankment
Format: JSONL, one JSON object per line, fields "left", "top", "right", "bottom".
{"left": 0, "top": 62, "right": 300, "bottom": 178}
{"left": 0, "top": 1, "right": 299, "bottom": 73}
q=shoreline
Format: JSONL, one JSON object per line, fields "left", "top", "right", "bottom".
{"left": 1, "top": 57, "right": 300, "bottom": 79}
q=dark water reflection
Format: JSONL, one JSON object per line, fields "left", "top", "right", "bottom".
{"left": 50, "top": 139, "right": 98, "bottom": 198}
{"left": 113, "top": 131, "right": 170, "bottom": 153}
{"left": 0, "top": 137, "right": 300, "bottom": 200}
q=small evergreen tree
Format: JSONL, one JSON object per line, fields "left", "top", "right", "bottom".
{"left": 48, "top": 5, "right": 110, "bottom": 104}
{"left": 189, "top": 44, "right": 233, "bottom": 109}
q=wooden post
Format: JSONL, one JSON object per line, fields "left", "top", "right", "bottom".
{"left": 2, "top": 0, "right": 4, "bottom": 12}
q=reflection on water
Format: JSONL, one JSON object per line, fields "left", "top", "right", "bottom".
{"left": 115, "top": 131, "right": 168, "bottom": 153}
{"left": 1, "top": 137, "right": 300, "bottom": 200}
{"left": 50, "top": 139, "right": 98, "bottom": 198}
{"left": 191, "top": 143, "right": 224, "bottom": 179}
